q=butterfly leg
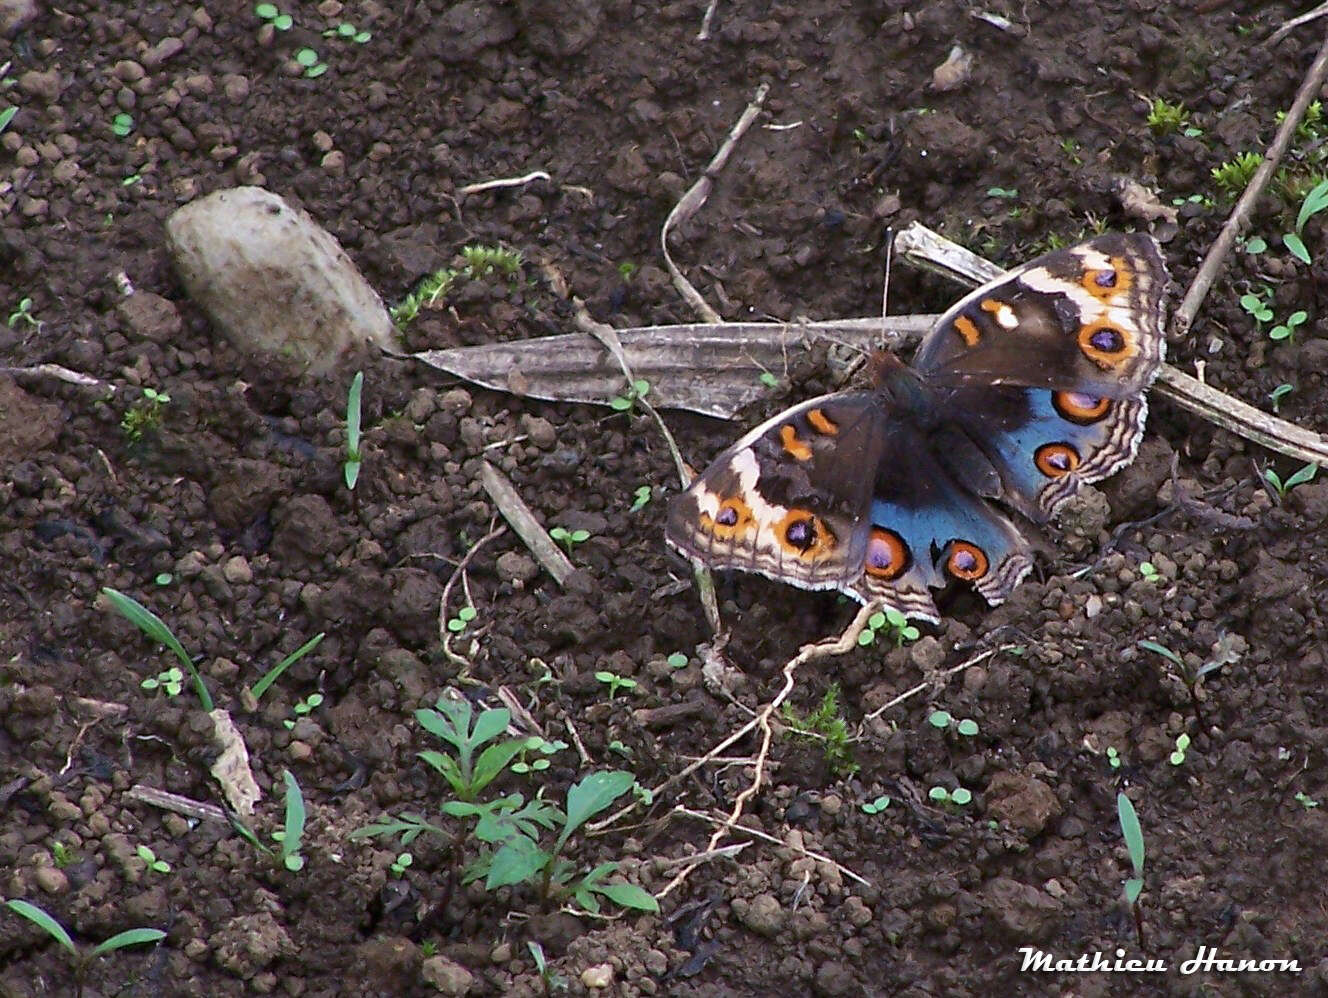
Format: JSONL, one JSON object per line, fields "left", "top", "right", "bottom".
{"left": 798, "top": 599, "right": 886, "bottom": 658}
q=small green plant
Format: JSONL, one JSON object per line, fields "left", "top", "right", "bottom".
{"left": 140, "top": 666, "right": 184, "bottom": 698}
{"left": 101, "top": 588, "right": 213, "bottom": 711}
{"left": 447, "top": 605, "right": 478, "bottom": 634}
{"left": 928, "top": 710, "right": 979, "bottom": 736}
{"left": 135, "top": 844, "right": 171, "bottom": 874}
{"left": 549, "top": 526, "right": 590, "bottom": 555}
{"left": 857, "top": 608, "right": 919, "bottom": 647}
{"left": 1269, "top": 383, "right": 1295, "bottom": 412}
{"left": 1270, "top": 310, "right": 1307, "bottom": 342}
{"left": 324, "top": 21, "right": 371, "bottom": 43}
{"left": 528, "top": 940, "right": 568, "bottom": 994}
{"left": 283, "top": 692, "right": 324, "bottom": 730}
{"left": 462, "top": 244, "right": 524, "bottom": 278}
{"left": 1295, "top": 791, "right": 1320, "bottom": 809}
{"left": 781, "top": 683, "right": 858, "bottom": 777}
{"left": 1243, "top": 235, "right": 1268, "bottom": 254}
{"left": 1059, "top": 138, "right": 1082, "bottom": 165}
{"left": 511, "top": 737, "right": 566, "bottom": 774}
{"left": 120, "top": 386, "right": 171, "bottom": 442}
{"left": 1264, "top": 461, "right": 1319, "bottom": 499}
{"left": 928, "top": 785, "right": 973, "bottom": 806}
{"left": 271, "top": 770, "right": 307, "bottom": 871}
{"left": 294, "top": 47, "right": 328, "bottom": 78}
{"left": 1106, "top": 746, "right": 1122, "bottom": 769}
{"left": 666, "top": 652, "right": 689, "bottom": 669}
{"left": 246, "top": 632, "right": 326, "bottom": 702}
{"left": 1117, "top": 791, "right": 1147, "bottom": 946}
{"left": 3, "top": 899, "right": 166, "bottom": 998}
{"left": 985, "top": 186, "right": 1018, "bottom": 199}
{"left": 758, "top": 370, "right": 780, "bottom": 389}
{"left": 0, "top": 105, "right": 16, "bottom": 134}
{"left": 1145, "top": 97, "right": 1187, "bottom": 135}
{"left": 1239, "top": 288, "right": 1273, "bottom": 325}
{"left": 390, "top": 267, "right": 458, "bottom": 327}
{"left": 861, "top": 794, "right": 891, "bottom": 815}
{"left": 51, "top": 842, "right": 73, "bottom": 868}
{"left": 390, "top": 852, "right": 413, "bottom": 877}
{"left": 254, "top": 2, "right": 293, "bottom": 30}
{"left": 629, "top": 485, "right": 653, "bottom": 512}
{"left": 609, "top": 377, "right": 651, "bottom": 413}
{"left": 1138, "top": 560, "right": 1160, "bottom": 583}
{"left": 594, "top": 670, "right": 638, "bottom": 700}
{"left": 6, "top": 296, "right": 39, "bottom": 329}
{"left": 616, "top": 260, "right": 638, "bottom": 281}
{"left": 1212, "top": 152, "right": 1262, "bottom": 196}
{"left": 111, "top": 112, "right": 133, "bottom": 137}
{"left": 415, "top": 696, "right": 526, "bottom": 802}
{"left": 344, "top": 371, "right": 363, "bottom": 490}
{"left": 1168, "top": 732, "right": 1191, "bottom": 766}
{"left": 1282, "top": 179, "right": 1328, "bottom": 263}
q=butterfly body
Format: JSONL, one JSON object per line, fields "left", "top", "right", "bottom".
{"left": 666, "top": 234, "right": 1169, "bottom": 624}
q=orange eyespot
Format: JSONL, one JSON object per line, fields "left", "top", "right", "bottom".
{"left": 1080, "top": 256, "right": 1133, "bottom": 302}
{"left": 945, "top": 541, "right": 989, "bottom": 581}
{"left": 776, "top": 509, "right": 832, "bottom": 558}
{"left": 1052, "top": 390, "right": 1111, "bottom": 424}
{"left": 953, "top": 315, "right": 981, "bottom": 346}
{"left": 807, "top": 408, "right": 839, "bottom": 436}
{"left": 1078, "top": 320, "right": 1134, "bottom": 367}
{"left": 702, "top": 497, "right": 754, "bottom": 539}
{"left": 780, "top": 424, "right": 813, "bottom": 461}
{"left": 1035, "top": 443, "right": 1081, "bottom": 478}
{"left": 864, "top": 527, "right": 910, "bottom": 580}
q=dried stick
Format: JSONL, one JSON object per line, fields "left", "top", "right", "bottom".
{"left": 437, "top": 521, "right": 506, "bottom": 665}
{"left": 863, "top": 646, "right": 1005, "bottom": 723}
{"left": 670, "top": 805, "right": 868, "bottom": 886}
{"left": 456, "top": 171, "right": 552, "bottom": 196}
{"left": 124, "top": 784, "right": 230, "bottom": 825}
{"left": 661, "top": 83, "right": 770, "bottom": 324}
{"left": 1174, "top": 25, "right": 1328, "bottom": 337}
{"left": 480, "top": 461, "right": 573, "bottom": 585}
{"left": 1266, "top": 2, "right": 1328, "bottom": 48}
{"left": 895, "top": 223, "right": 1328, "bottom": 466}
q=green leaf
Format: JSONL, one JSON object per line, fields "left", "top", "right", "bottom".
{"left": 595, "top": 882, "right": 660, "bottom": 911}
{"left": 417, "top": 700, "right": 470, "bottom": 751}
{"left": 557, "top": 770, "right": 635, "bottom": 852}
{"left": 486, "top": 836, "right": 549, "bottom": 889}
{"left": 471, "top": 740, "right": 527, "bottom": 795}
{"left": 1285, "top": 462, "right": 1319, "bottom": 490}
{"left": 255, "top": 2, "right": 278, "bottom": 17}
{"left": 1283, "top": 232, "right": 1311, "bottom": 265}
{"left": 418, "top": 750, "right": 465, "bottom": 795}
{"left": 1137, "top": 639, "right": 1182, "bottom": 667}
{"left": 1296, "top": 178, "right": 1328, "bottom": 232}
{"left": 1117, "top": 792, "right": 1145, "bottom": 877}
{"left": 90, "top": 927, "right": 167, "bottom": 957}
{"left": 101, "top": 588, "right": 213, "bottom": 710}
{"left": 1125, "top": 877, "right": 1143, "bottom": 905}
{"left": 281, "top": 770, "right": 306, "bottom": 869}
{"left": 928, "top": 710, "right": 951, "bottom": 728}
{"left": 4, "top": 899, "right": 77, "bottom": 955}
{"left": 249, "top": 631, "right": 325, "bottom": 701}
{"left": 957, "top": 719, "right": 979, "bottom": 736}
{"left": 0, "top": 106, "right": 16, "bottom": 134}
{"left": 1244, "top": 235, "right": 1268, "bottom": 253}
{"left": 469, "top": 707, "right": 512, "bottom": 748}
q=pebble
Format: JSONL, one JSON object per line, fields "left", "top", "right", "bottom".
{"left": 420, "top": 955, "right": 474, "bottom": 996}
{"left": 580, "top": 964, "right": 614, "bottom": 988}
{"left": 33, "top": 865, "right": 69, "bottom": 894}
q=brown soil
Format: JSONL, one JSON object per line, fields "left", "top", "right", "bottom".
{"left": 5, "top": 1, "right": 1328, "bottom": 995}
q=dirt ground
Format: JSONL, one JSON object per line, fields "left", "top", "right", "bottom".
{"left": 5, "top": 0, "right": 1328, "bottom": 995}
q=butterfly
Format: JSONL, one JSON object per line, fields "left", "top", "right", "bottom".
{"left": 665, "top": 233, "right": 1170, "bottom": 624}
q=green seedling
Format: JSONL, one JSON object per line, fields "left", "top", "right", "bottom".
{"left": 135, "top": 844, "right": 170, "bottom": 874}
{"left": 617, "top": 260, "right": 638, "bottom": 281}
{"left": 390, "top": 852, "right": 413, "bottom": 876}
{"left": 121, "top": 386, "right": 171, "bottom": 442}
{"left": 1139, "top": 560, "right": 1160, "bottom": 582}
{"left": 1145, "top": 97, "right": 1187, "bottom": 135}
{"left": 1283, "top": 178, "right": 1328, "bottom": 264}
{"left": 528, "top": 940, "right": 568, "bottom": 994}
{"left": 271, "top": 770, "right": 307, "bottom": 871}
{"left": 609, "top": 378, "right": 651, "bottom": 413}
{"left": 344, "top": 371, "right": 363, "bottom": 490}
{"left": 1106, "top": 746, "right": 1122, "bottom": 769}
{"left": 1239, "top": 290, "right": 1273, "bottom": 325}
{"left": 1117, "top": 791, "right": 1147, "bottom": 947}
{"left": 416, "top": 696, "right": 526, "bottom": 802}
{"left": 857, "top": 607, "right": 919, "bottom": 647}
{"left": 0, "top": 105, "right": 16, "bottom": 134}
{"left": 1269, "top": 383, "right": 1295, "bottom": 412}
{"left": 390, "top": 267, "right": 459, "bottom": 327}
{"left": 631, "top": 781, "right": 653, "bottom": 806}
{"left": 1243, "top": 235, "right": 1268, "bottom": 254}
{"left": 1270, "top": 310, "right": 1307, "bottom": 342}
{"left": 51, "top": 842, "right": 74, "bottom": 868}
{"left": 549, "top": 526, "right": 590, "bottom": 555}
{"left": 861, "top": 795, "right": 891, "bottom": 815}
{"left": 781, "top": 683, "right": 858, "bottom": 777}
{"left": 986, "top": 186, "right": 1018, "bottom": 199}
{"left": 758, "top": 370, "right": 780, "bottom": 389}
{"left": 254, "top": 3, "right": 293, "bottom": 29}
{"left": 666, "top": 652, "right": 689, "bottom": 669}
{"left": 294, "top": 48, "right": 328, "bottom": 78}
{"left": 101, "top": 588, "right": 213, "bottom": 711}
{"left": 246, "top": 631, "right": 326, "bottom": 702}
{"left": 447, "top": 605, "right": 478, "bottom": 634}
{"left": 154, "top": 572, "right": 173, "bottom": 586}
{"left": 3, "top": 899, "right": 166, "bottom": 998}
{"left": 462, "top": 244, "right": 524, "bottom": 278}
{"left": 1264, "top": 461, "right": 1319, "bottom": 499}
{"left": 595, "top": 670, "right": 638, "bottom": 700}
{"left": 511, "top": 737, "right": 566, "bottom": 774}
{"left": 6, "top": 296, "right": 39, "bottom": 329}
{"left": 928, "top": 785, "right": 973, "bottom": 806}
{"left": 1295, "top": 791, "right": 1320, "bottom": 809}
{"left": 607, "top": 739, "right": 633, "bottom": 759}
{"left": 928, "top": 710, "right": 979, "bottom": 736}
{"left": 140, "top": 667, "right": 183, "bottom": 698}
{"left": 324, "top": 21, "right": 371, "bottom": 43}
{"left": 1212, "top": 152, "right": 1262, "bottom": 196}
{"left": 1139, "top": 634, "right": 1239, "bottom": 729}
{"left": 630, "top": 485, "right": 653, "bottom": 512}
{"left": 1168, "top": 732, "right": 1191, "bottom": 766}
{"left": 111, "top": 112, "right": 133, "bottom": 137}
{"left": 283, "top": 692, "right": 324, "bottom": 730}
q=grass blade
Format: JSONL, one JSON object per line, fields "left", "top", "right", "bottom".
{"left": 101, "top": 587, "right": 213, "bottom": 711}
{"left": 89, "top": 927, "right": 167, "bottom": 957}
{"left": 4, "top": 899, "right": 78, "bottom": 956}
{"left": 248, "top": 632, "right": 325, "bottom": 701}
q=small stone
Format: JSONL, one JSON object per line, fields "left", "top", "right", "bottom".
{"left": 421, "top": 955, "right": 474, "bottom": 995}
{"left": 222, "top": 555, "right": 253, "bottom": 584}
{"left": 321, "top": 150, "right": 346, "bottom": 176}
{"left": 909, "top": 636, "right": 944, "bottom": 672}
{"left": 520, "top": 414, "right": 557, "bottom": 449}
{"left": 33, "top": 866, "right": 69, "bottom": 894}
{"left": 142, "top": 36, "right": 186, "bottom": 68}
{"left": 580, "top": 964, "right": 614, "bottom": 988}
{"left": 734, "top": 893, "right": 785, "bottom": 937}
{"left": 495, "top": 551, "right": 539, "bottom": 585}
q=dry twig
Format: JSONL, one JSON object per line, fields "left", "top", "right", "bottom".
{"left": 670, "top": 806, "right": 868, "bottom": 886}
{"left": 437, "top": 521, "right": 506, "bottom": 665}
{"left": 480, "top": 461, "right": 572, "bottom": 586}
